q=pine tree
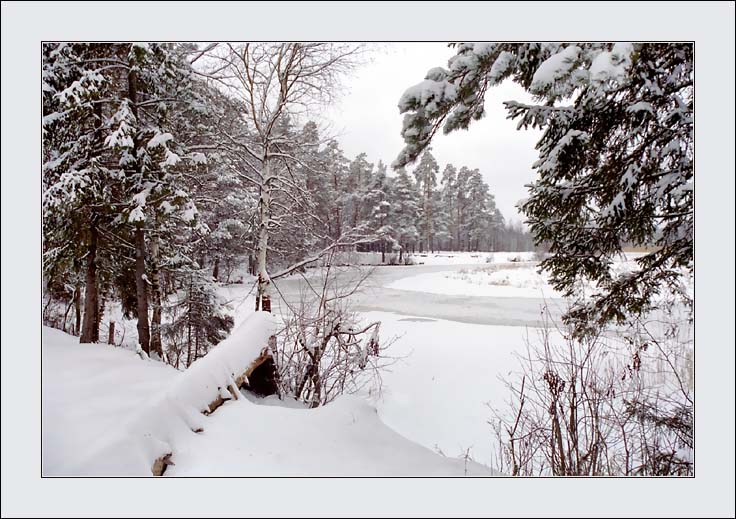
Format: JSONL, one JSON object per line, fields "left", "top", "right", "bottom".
{"left": 320, "top": 139, "right": 350, "bottom": 240}
{"left": 43, "top": 43, "right": 119, "bottom": 344}
{"left": 454, "top": 166, "right": 472, "bottom": 251}
{"left": 44, "top": 43, "right": 224, "bottom": 355}
{"left": 300, "top": 121, "right": 334, "bottom": 243}
{"left": 396, "top": 42, "right": 693, "bottom": 332}
{"left": 462, "top": 169, "right": 485, "bottom": 251}
{"left": 164, "top": 269, "right": 234, "bottom": 369}
{"left": 413, "top": 150, "right": 439, "bottom": 252}
{"left": 390, "top": 167, "right": 420, "bottom": 261}
{"left": 364, "top": 161, "right": 394, "bottom": 262}
{"left": 437, "top": 164, "right": 458, "bottom": 250}
{"left": 109, "top": 43, "right": 207, "bottom": 356}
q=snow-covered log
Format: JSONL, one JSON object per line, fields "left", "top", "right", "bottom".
{"left": 171, "top": 311, "right": 276, "bottom": 415}
{"left": 68, "top": 312, "right": 276, "bottom": 476}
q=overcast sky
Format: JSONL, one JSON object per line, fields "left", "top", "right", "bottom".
{"left": 325, "top": 42, "right": 542, "bottom": 224}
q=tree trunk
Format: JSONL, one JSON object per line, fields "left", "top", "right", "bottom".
{"left": 108, "top": 322, "right": 115, "bottom": 345}
{"left": 212, "top": 257, "right": 220, "bottom": 281}
{"left": 195, "top": 327, "right": 200, "bottom": 361}
{"left": 97, "top": 293, "right": 106, "bottom": 340}
{"left": 255, "top": 157, "right": 272, "bottom": 313}
{"left": 126, "top": 52, "right": 150, "bottom": 354}
{"left": 62, "top": 295, "right": 74, "bottom": 333}
{"left": 134, "top": 226, "right": 150, "bottom": 353}
{"left": 149, "top": 231, "right": 163, "bottom": 359}
{"left": 456, "top": 204, "right": 462, "bottom": 250}
{"left": 186, "top": 281, "right": 193, "bottom": 368}
{"left": 80, "top": 222, "right": 99, "bottom": 343}
{"left": 73, "top": 283, "right": 81, "bottom": 335}
{"left": 424, "top": 186, "right": 431, "bottom": 255}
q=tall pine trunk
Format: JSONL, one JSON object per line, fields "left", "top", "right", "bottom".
{"left": 149, "top": 231, "right": 163, "bottom": 358}
{"left": 134, "top": 227, "right": 150, "bottom": 353}
{"left": 456, "top": 203, "right": 461, "bottom": 251}
{"left": 96, "top": 293, "right": 105, "bottom": 340}
{"left": 186, "top": 277, "right": 193, "bottom": 367}
{"left": 73, "top": 283, "right": 81, "bottom": 335}
{"left": 127, "top": 54, "right": 151, "bottom": 354}
{"left": 80, "top": 221, "right": 99, "bottom": 343}
{"left": 424, "top": 183, "right": 431, "bottom": 254}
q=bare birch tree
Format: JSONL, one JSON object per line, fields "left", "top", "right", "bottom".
{"left": 198, "top": 43, "right": 362, "bottom": 312}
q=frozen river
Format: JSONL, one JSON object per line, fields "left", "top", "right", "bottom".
{"left": 271, "top": 262, "right": 562, "bottom": 327}
{"left": 219, "top": 258, "right": 564, "bottom": 468}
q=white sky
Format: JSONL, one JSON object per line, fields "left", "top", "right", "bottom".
{"left": 325, "top": 42, "right": 542, "bottom": 224}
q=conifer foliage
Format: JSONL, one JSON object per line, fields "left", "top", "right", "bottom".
{"left": 396, "top": 42, "right": 693, "bottom": 331}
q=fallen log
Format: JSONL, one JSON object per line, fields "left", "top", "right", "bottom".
{"left": 148, "top": 312, "right": 277, "bottom": 476}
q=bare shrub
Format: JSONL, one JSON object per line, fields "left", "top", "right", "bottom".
{"left": 274, "top": 258, "right": 398, "bottom": 407}
{"left": 490, "top": 302, "right": 693, "bottom": 476}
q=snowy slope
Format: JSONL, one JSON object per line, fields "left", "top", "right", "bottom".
{"left": 42, "top": 325, "right": 497, "bottom": 477}
{"left": 42, "top": 326, "right": 179, "bottom": 475}
{"left": 167, "top": 395, "right": 494, "bottom": 476}
{"left": 367, "top": 311, "right": 540, "bottom": 468}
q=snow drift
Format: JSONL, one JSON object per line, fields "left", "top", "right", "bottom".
{"left": 42, "top": 318, "right": 497, "bottom": 476}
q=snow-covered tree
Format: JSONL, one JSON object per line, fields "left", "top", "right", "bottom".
{"left": 299, "top": 121, "right": 335, "bottom": 243}
{"left": 43, "top": 43, "right": 113, "bottom": 344}
{"left": 396, "top": 42, "right": 693, "bottom": 331}
{"left": 163, "top": 269, "right": 234, "bottom": 369}
{"left": 412, "top": 150, "right": 439, "bottom": 252}
{"left": 345, "top": 152, "right": 374, "bottom": 231}
{"left": 435, "top": 163, "right": 458, "bottom": 250}
{"left": 320, "top": 139, "right": 351, "bottom": 240}
{"left": 453, "top": 166, "right": 473, "bottom": 250}
{"left": 390, "top": 167, "right": 420, "bottom": 261}
{"left": 364, "top": 161, "right": 394, "bottom": 261}
{"left": 110, "top": 42, "right": 208, "bottom": 356}
{"left": 44, "top": 43, "right": 228, "bottom": 356}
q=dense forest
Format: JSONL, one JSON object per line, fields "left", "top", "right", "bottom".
{"left": 42, "top": 42, "right": 534, "bottom": 364}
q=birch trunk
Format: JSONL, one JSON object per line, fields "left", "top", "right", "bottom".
{"left": 255, "top": 157, "right": 272, "bottom": 313}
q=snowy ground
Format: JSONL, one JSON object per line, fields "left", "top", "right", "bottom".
{"left": 364, "top": 311, "right": 545, "bottom": 467}
{"left": 263, "top": 252, "right": 559, "bottom": 469}
{"left": 43, "top": 250, "right": 689, "bottom": 476}
{"left": 386, "top": 252, "right": 654, "bottom": 299}
{"left": 167, "top": 394, "right": 495, "bottom": 476}
{"left": 42, "top": 325, "right": 495, "bottom": 476}
{"left": 388, "top": 262, "right": 562, "bottom": 299}
{"left": 412, "top": 251, "right": 536, "bottom": 265}
{"left": 42, "top": 327, "right": 178, "bottom": 475}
